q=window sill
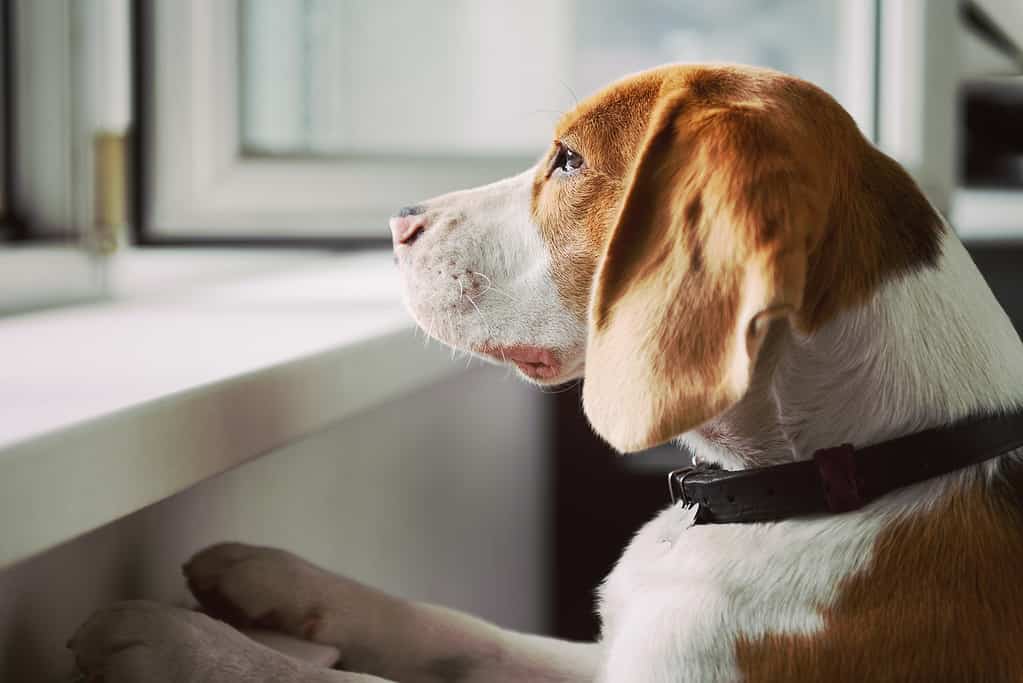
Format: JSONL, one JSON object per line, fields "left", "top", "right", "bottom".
{"left": 0, "top": 250, "right": 464, "bottom": 569}
{"left": 0, "top": 245, "right": 105, "bottom": 315}
{"left": 953, "top": 188, "right": 1023, "bottom": 241}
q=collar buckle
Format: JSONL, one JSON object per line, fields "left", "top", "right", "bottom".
{"left": 668, "top": 463, "right": 704, "bottom": 508}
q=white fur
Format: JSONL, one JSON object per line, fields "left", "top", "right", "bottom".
{"left": 598, "top": 504, "right": 886, "bottom": 682}
{"left": 395, "top": 168, "right": 586, "bottom": 379}
{"left": 774, "top": 233, "right": 1023, "bottom": 456}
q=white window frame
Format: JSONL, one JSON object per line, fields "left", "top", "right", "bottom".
{"left": 0, "top": 0, "right": 7, "bottom": 230}
{"left": 876, "top": 0, "right": 959, "bottom": 216}
{"left": 144, "top": 0, "right": 535, "bottom": 241}
{"left": 11, "top": 0, "right": 81, "bottom": 238}
{"left": 1, "top": 0, "right": 110, "bottom": 314}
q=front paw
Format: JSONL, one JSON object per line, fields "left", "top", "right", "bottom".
{"left": 68, "top": 601, "right": 309, "bottom": 682}
{"left": 184, "top": 543, "right": 342, "bottom": 644}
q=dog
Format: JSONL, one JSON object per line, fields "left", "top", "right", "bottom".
{"left": 70, "top": 64, "right": 1023, "bottom": 682}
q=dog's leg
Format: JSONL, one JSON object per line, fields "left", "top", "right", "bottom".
{"left": 185, "top": 543, "right": 600, "bottom": 683}
{"left": 68, "top": 600, "right": 393, "bottom": 682}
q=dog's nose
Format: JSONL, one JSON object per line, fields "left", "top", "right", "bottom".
{"left": 389, "top": 205, "right": 427, "bottom": 246}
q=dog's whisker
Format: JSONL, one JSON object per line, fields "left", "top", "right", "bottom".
{"left": 470, "top": 270, "right": 491, "bottom": 288}
{"left": 424, "top": 312, "right": 437, "bottom": 348}
{"left": 465, "top": 293, "right": 505, "bottom": 363}
{"left": 470, "top": 271, "right": 519, "bottom": 304}
{"left": 557, "top": 79, "right": 579, "bottom": 107}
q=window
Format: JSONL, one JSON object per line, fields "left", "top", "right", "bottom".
{"left": 5, "top": 0, "right": 1015, "bottom": 263}
{"left": 142, "top": 0, "right": 881, "bottom": 243}
{"left": 239, "top": 0, "right": 859, "bottom": 157}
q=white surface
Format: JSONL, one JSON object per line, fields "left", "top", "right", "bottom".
{"left": 0, "top": 366, "right": 549, "bottom": 682}
{"left": 0, "top": 251, "right": 465, "bottom": 569}
{"left": 0, "top": 246, "right": 105, "bottom": 314}
{"left": 953, "top": 188, "right": 1023, "bottom": 240}
{"left": 0, "top": 244, "right": 337, "bottom": 314}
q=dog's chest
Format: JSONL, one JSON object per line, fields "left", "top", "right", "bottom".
{"left": 594, "top": 504, "right": 885, "bottom": 682}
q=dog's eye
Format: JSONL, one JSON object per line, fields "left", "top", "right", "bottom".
{"left": 549, "top": 142, "right": 584, "bottom": 177}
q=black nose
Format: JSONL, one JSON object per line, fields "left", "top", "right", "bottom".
{"left": 397, "top": 205, "right": 425, "bottom": 218}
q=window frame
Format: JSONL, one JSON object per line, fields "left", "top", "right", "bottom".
{"left": 9, "top": 0, "right": 80, "bottom": 239}
{"left": 139, "top": 0, "right": 535, "bottom": 245}
{"left": 0, "top": 0, "right": 9, "bottom": 236}
{"left": 0, "top": 0, "right": 133, "bottom": 315}
{"left": 4, "top": 0, "right": 132, "bottom": 244}
{"left": 0, "top": 0, "right": 97, "bottom": 315}
{"left": 876, "top": 0, "right": 959, "bottom": 216}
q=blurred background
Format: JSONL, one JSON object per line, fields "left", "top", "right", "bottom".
{"left": 0, "top": 1, "right": 1021, "bottom": 679}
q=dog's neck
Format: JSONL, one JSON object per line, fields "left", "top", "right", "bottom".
{"left": 682, "top": 232, "right": 1023, "bottom": 471}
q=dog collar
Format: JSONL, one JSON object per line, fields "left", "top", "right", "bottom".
{"left": 669, "top": 411, "right": 1023, "bottom": 524}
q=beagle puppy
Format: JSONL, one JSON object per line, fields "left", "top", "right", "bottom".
{"left": 71, "top": 64, "right": 1023, "bottom": 682}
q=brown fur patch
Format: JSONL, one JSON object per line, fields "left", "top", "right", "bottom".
{"left": 530, "top": 63, "right": 943, "bottom": 330}
{"left": 735, "top": 473, "right": 1023, "bottom": 682}
{"left": 549, "top": 64, "right": 946, "bottom": 451}
{"left": 583, "top": 68, "right": 831, "bottom": 449}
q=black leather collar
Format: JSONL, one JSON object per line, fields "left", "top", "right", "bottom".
{"left": 669, "top": 411, "right": 1023, "bottom": 524}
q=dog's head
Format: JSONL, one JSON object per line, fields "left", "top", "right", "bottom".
{"left": 391, "top": 64, "right": 940, "bottom": 453}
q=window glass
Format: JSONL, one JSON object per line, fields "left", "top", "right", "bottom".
{"left": 240, "top": 0, "right": 844, "bottom": 158}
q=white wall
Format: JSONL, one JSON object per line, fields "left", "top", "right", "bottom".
{"left": 0, "top": 366, "right": 551, "bottom": 682}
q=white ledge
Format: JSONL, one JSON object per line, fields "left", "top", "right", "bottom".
{"left": 953, "top": 188, "right": 1023, "bottom": 241}
{"left": 0, "top": 251, "right": 462, "bottom": 569}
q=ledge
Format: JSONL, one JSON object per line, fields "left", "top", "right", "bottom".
{"left": 953, "top": 188, "right": 1023, "bottom": 242}
{"left": 0, "top": 251, "right": 462, "bottom": 569}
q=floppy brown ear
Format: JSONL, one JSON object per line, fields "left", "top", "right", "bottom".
{"left": 582, "top": 84, "right": 830, "bottom": 453}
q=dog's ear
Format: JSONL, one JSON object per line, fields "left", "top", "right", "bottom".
{"left": 582, "top": 84, "right": 830, "bottom": 453}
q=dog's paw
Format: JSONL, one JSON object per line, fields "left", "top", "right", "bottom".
{"left": 184, "top": 543, "right": 344, "bottom": 644}
{"left": 68, "top": 600, "right": 310, "bottom": 682}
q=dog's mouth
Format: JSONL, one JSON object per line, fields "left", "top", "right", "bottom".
{"left": 478, "top": 344, "right": 562, "bottom": 381}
